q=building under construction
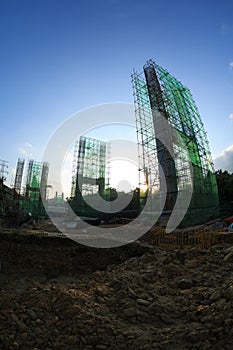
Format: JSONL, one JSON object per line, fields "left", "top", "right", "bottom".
{"left": 132, "top": 59, "right": 219, "bottom": 227}
{"left": 70, "top": 136, "right": 109, "bottom": 217}
{"left": 0, "top": 158, "right": 14, "bottom": 218}
{"left": 14, "top": 158, "right": 49, "bottom": 218}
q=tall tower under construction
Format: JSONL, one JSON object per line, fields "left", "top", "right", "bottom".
{"left": 70, "top": 136, "right": 109, "bottom": 217}
{"left": 14, "top": 158, "right": 49, "bottom": 217}
{"left": 132, "top": 59, "right": 219, "bottom": 226}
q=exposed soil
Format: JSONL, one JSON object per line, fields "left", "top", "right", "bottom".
{"left": 0, "top": 226, "right": 233, "bottom": 349}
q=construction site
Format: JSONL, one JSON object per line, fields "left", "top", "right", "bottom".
{"left": 1, "top": 60, "right": 233, "bottom": 349}
{"left": 132, "top": 60, "right": 219, "bottom": 226}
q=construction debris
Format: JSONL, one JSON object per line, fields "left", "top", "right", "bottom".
{"left": 0, "top": 231, "right": 233, "bottom": 349}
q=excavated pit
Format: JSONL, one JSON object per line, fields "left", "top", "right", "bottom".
{"left": 1, "top": 226, "right": 233, "bottom": 350}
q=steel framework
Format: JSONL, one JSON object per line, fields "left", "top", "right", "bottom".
{"left": 14, "top": 158, "right": 25, "bottom": 194}
{"left": 132, "top": 59, "right": 219, "bottom": 226}
{"left": 70, "top": 136, "right": 110, "bottom": 217}
{"left": 71, "top": 136, "right": 108, "bottom": 197}
{"left": 0, "top": 159, "right": 9, "bottom": 181}
{"left": 18, "top": 159, "right": 49, "bottom": 217}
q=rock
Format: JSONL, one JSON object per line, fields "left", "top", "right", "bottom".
{"left": 21, "top": 333, "right": 28, "bottom": 340}
{"left": 178, "top": 279, "right": 193, "bottom": 290}
{"left": 136, "top": 310, "right": 149, "bottom": 320}
{"left": 95, "top": 285, "right": 111, "bottom": 297}
{"left": 35, "top": 327, "right": 43, "bottom": 335}
{"left": 225, "top": 246, "right": 233, "bottom": 253}
{"left": 209, "top": 290, "right": 222, "bottom": 302}
{"left": 67, "top": 335, "right": 77, "bottom": 345}
{"left": 11, "top": 313, "right": 27, "bottom": 331}
{"left": 127, "top": 287, "right": 137, "bottom": 299}
{"left": 200, "top": 315, "right": 212, "bottom": 323}
{"left": 137, "top": 298, "right": 150, "bottom": 306}
{"left": 16, "top": 319, "right": 27, "bottom": 332}
{"left": 160, "top": 313, "right": 176, "bottom": 324}
{"left": 214, "top": 298, "right": 227, "bottom": 309}
{"left": 27, "top": 309, "right": 37, "bottom": 320}
{"left": 224, "top": 252, "right": 233, "bottom": 262}
{"left": 35, "top": 318, "right": 43, "bottom": 324}
{"left": 12, "top": 341, "right": 19, "bottom": 349}
{"left": 123, "top": 308, "right": 137, "bottom": 318}
{"left": 224, "top": 286, "right": 233, "bottom": 301}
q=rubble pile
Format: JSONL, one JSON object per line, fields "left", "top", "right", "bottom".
{"left": 0, "top": 233, "right": 233, "bottom": 349}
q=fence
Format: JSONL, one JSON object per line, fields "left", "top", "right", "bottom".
{"left": 150, "top": 225, "right": 231, "bottom": 249}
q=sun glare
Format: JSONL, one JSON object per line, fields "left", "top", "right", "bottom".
{"left": 109, "top": 159, "right": 139, "bottom": 192}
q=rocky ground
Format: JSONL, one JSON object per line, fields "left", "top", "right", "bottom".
{"left": 0, "top": 226, "right": 233, "bottom": 349}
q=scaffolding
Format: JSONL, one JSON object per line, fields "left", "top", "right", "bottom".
{"left": 132, "top": 59, "right": 219, "bottom": 227}
{"left": 70, "top": 141, "right": 79, "bottom": 198}
{"left": 19, "top": 159, "right": 49, "bottom": 218}
{"left": 40, "top": 162, "right": 49, "bottom": 200}
{"left": 14, "top": 158, "right": 25, "bottom": 194}
{"left": 0, "top": 159, "right": 9, "bottom": 181}
{"left": 70, "top": 136, "right": 110, "bottom": 217}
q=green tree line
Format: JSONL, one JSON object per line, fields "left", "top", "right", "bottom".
{"left": 215, "top": 170, "right": 233, "bottom": 202}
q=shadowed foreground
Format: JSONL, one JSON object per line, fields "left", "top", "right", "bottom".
{"left": 0, "top": 228, "right": 233, "bottom": 350}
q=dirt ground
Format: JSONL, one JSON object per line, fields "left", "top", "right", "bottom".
{"left": 0, "top": 225, "right": 233, "bottom": 350}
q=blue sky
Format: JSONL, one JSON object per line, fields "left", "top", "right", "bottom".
{"left": 0, "top": 0, "right": 233, "bottom": 187}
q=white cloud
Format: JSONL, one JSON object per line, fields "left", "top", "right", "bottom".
{"left": 25, "top": 142, "right": 32, "bottom": 148}
{"left": 18, "top": 147, "right": 28, "bottom": 156}
{"left": 229, "top": 113, "right": 233, "bottom": 120}
{"left": 18, "top": 142, "right": 33, "bottom": 157}
{"left": 214, "top": 145, "right": 233, "bottom": 173}
{"left": 230, "top": 61, "right": 233, "bottom": 70}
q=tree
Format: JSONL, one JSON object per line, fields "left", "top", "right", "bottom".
{"left": 215, "top": 170, "right": 233, "bottom": 202}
